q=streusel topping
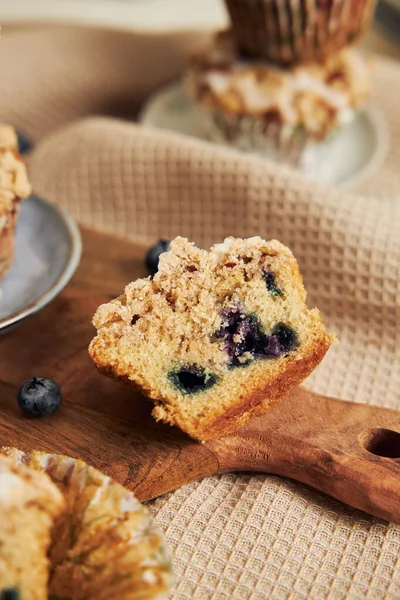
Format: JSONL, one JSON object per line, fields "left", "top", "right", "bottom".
{"left": 187, "top": 31, "right": 371, "bottom": 139}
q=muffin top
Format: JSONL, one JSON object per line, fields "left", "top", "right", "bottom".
{"left": 187, "top": 31, "right": 371, "bottom": 139}
{"left": 0, "top": 124, "right": 31, "bottom": 216}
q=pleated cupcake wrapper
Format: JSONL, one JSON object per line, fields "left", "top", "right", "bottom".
{"left": 1, "top": 447, "right": 172, "bottom": 600}
{"left": 225, "top": 0, "right": 377, "bottom": 64}
{"left": 203, "top": 109, "right": 341, "bottom": 174}
{"left": 205, "top": 110, "right": 310, "bottom": 167}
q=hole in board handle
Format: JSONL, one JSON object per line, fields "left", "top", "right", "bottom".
{"left": 363, "top": 428, "right": 400, "bottom": 459}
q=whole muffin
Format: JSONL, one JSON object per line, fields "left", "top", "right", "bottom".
{"left": 186, "top": 31, "right": 370, "bottom": 167}
{"left": 224, "top": 0, "right": 377, "bottom": 64}
{"left": 1, "top": 448, "right": 172, "bottom": 600}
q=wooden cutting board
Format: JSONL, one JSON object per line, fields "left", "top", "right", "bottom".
{"left": 1, "top": 228, "right": 400, "bottom": 523}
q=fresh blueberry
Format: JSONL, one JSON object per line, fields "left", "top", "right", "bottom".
{"left": 169, "top": 366, "right": 217, "bottom": 394}
{"left": 263, "top": 271, "right": 283, "bottom": 297}
{"left": 16, "top": 130, "right": 33, "bottom": 155}
{"left": 272, "top": 323, "right": 298, "bottom": 352}
{"left": 1, "top": 589, "right": 20, "bottom": 600}
{"left": 145, "top": 240, "right": 170, "bottom": 275}
{"left": 17, "top": 377, "right": 62, "bottom": 418}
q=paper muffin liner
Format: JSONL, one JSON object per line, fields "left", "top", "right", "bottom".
{"left": 201, "top": 108, "right": 343, "bottom": 172}
{"left": 1, "top": 447, "right": 172, "bottom": 600}
{"left": 224, "top": 0, "right": 377, "bottom": 64}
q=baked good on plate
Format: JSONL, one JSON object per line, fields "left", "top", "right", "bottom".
{"left": 186, "top": 31, "right": 370, "bottom": 166}
{"left": 0, "top": 125, "right": 31, "bottom": 281}
{"left": 89, "top": 236, "right": 335, "bottom": 441}
{"left": 1, "top": 448, "right": 172, "bottom": 600}
{"left": 0, "top": 455, "right": 66, "bottom": 600}
{"left": 224, "top": 0, "right": 377, "bottom": 64}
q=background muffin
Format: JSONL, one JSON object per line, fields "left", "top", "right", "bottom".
{"left": 224, "top": 0, "right": 378, "bottom": 65}
{"left": 186, "top": 31, "right": 370, "bottom": 167}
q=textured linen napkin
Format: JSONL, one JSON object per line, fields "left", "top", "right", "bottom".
{"left": 2, "top": 23, "right": 400, "bottom": 600}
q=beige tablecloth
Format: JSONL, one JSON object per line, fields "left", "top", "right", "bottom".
{"left": 2, "top": 23, "right": 400, "bottom": 600}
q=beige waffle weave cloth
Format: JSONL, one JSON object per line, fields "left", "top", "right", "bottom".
{"left": 2, "top": 23, "right": 400, "bottom": 600}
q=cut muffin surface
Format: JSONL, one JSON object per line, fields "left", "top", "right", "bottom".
{"left": 89, "top": 236, "right": 335, "bottom": 441}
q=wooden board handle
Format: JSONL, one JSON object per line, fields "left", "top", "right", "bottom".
{"left": 207, "top": 387, "right": 400, "bottom": 523}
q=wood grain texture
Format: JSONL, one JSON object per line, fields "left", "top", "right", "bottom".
{"left": 1, "top": 228, "right": 400, "bottom": 523}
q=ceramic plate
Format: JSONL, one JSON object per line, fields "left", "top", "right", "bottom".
{"left": 0, "top": 196, "right": 81, "bottom": 334}
{"left": 139, "top": 82, "right": 390, "bottom": 189}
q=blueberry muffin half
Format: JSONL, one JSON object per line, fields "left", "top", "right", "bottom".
{"left": 89, "top": 236, "right": 335, "bottom": 441}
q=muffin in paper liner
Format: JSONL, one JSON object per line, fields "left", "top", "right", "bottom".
{"left": 1, "top": 447, "right": 172, "bottom": 600}
{"left": 0, "top": 454, "right": 66, "bottom": 600}
{"left": 224, "top": 0, "right": 378, "bottom": 65}
{"left": 186, "top": 31, "right": 371, "bottom": 168}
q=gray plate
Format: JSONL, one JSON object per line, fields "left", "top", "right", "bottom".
{"left": 0, "top": 196, "right": 82, "bottom": 334}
